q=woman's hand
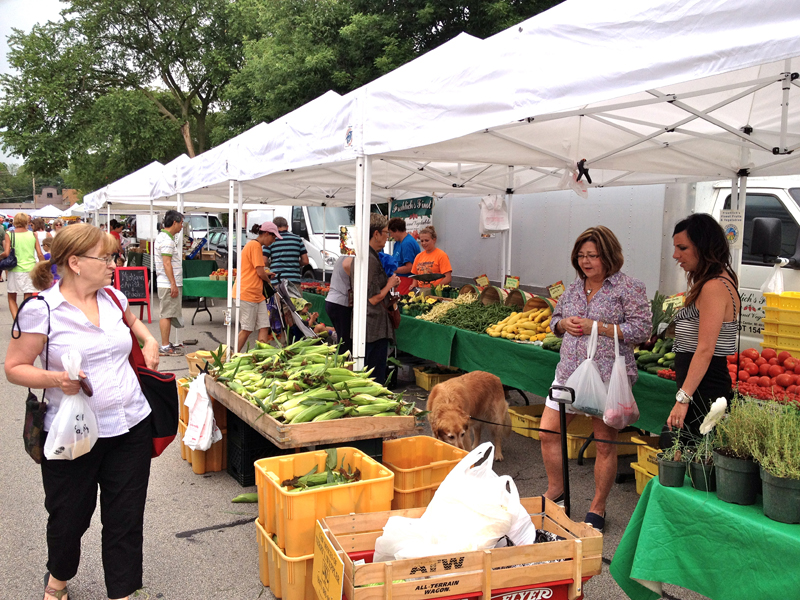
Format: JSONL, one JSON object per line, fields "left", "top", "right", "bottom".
{"left": 667, "top": 402, "right": 690, "bottom": 431}
{"left": 142, "top": 338, "right": 160, "bottom": 370}
{"left": 60, "top": 370, "right": 87, "bottom": 395}
{"left": 560, "top": 316, "right": 586, "bottom": 337}
{"left": 388, "top": 274, "right": 401, "bottom": 289}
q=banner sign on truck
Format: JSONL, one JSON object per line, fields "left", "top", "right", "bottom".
{"left": 390, "top": 196, "right": 433, "bottom": 240}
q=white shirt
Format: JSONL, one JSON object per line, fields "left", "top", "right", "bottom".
{"left": 153, "top": 229, "right": 183, "bottom": 287}
{"left": 16, "top": 284, "right": 151, "bottom": 437}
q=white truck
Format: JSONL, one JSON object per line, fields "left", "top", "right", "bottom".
{"left": 433, "top": 177, "right": 800, "bottom": 352}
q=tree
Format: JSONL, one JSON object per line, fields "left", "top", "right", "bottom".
{"left": 217, "top": 0, "right": 563, "bottom": 139}
{"left": 0, "top": 0, "right": 244, "bottom": 183}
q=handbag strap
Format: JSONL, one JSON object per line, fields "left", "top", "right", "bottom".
{"left": 103, "top": 287, "right": 146, "bottom": 378}
{"left": 12, "top": 294, "right": 51, "bottom": 400}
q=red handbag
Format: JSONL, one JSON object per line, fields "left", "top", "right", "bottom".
{"left": 105, "top": 289, "right": 178, "bottom": 457}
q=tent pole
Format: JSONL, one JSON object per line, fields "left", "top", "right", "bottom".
{"left": 352, "top": 156, "right": 372, "bottom": 370}
{"left": 226, "top": 180, "right": 234, "bottom": 358}
{"left": 505, "top": 166, "right": 514, "bottom": 279}
{"left": 780, "top": 60, "right": 791, "bottom": 154}
{"left": 322, "top": 204, "right": 327, "bottom": 282}
{"left": 235, "top": 183, "right": 243, "bottom": 351}
{"left": 736, "top": 174, "right": 748, "bottom": 281}
{"left": 149, "top": 199, "right": 155, "bottom": 295}
{"left": 106, "top": 201, "right": 111, "bottom": 230}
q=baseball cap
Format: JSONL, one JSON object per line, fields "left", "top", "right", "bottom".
{"left": 259, "top": 221, "right": 283, "bottom": 239}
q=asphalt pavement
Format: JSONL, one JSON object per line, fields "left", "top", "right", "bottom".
{"left": 0, "top": 291, "right": 709, "bottom": 600}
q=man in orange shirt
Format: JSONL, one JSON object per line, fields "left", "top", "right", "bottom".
{"left": 235, "top": 221, "right": 282, "bottom": 351}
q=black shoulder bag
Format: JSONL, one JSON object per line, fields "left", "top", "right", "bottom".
{"left": 0, "top": 231, "right": 18, "bottom": 271}
{"left": 12, "top": 295, "right": 51, "bottom": 463}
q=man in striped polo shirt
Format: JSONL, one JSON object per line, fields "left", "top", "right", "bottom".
{"left": 263, "top": 216, "right": 308, "bottom": 282}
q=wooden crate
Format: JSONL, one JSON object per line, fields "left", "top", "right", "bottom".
{"left": 413, "top": 367, "right": 461, "bottom": 391}
{"left": 206, "top": 378, "right": 423, "bottom": 449}
{"left": 320, "top": 496, "right": 602, "bottom": 600}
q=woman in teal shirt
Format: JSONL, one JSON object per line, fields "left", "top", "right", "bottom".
{"left": 8, "top": 212, "right": 43, "bottom": 319}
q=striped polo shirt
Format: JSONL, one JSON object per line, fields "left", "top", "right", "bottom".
{"left": 264, "top": 230, "right": 307, "bottom": 282}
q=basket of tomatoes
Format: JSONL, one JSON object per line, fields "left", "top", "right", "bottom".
{"left": 731, "top": 348, "right": 800, "bottom": 403}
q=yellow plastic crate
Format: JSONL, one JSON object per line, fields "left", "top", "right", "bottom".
{"left": 177, "top": 419, "right": 227, "bottom": 474}
{"left": 566, "top": 416, "right": 638, "bottom": 459}
{"left": 631, "top": 435, "right": 660, "bottom": 477}
{"left": 413, "top": 366, "right": 461, "bottom": 391}
{"left": 255, "top": 448, "right": 394, "bottom": 557}
{"left": 763, "top": 319, "right": 800, "bottom": 336}
{"left": 631, "top": 461, "right": 654, "bottom": 495}
{"left": 391, "top": 485, "right": 438, "bottom": 510}
{"left": 773, "top": 307, "right": 800, "bottom": 324}
{"left": 760, "top": 342, "right": 799, "bottom": 359}
{"left": 178, "top": 378, "right": 227, "bottom": 428}
{"left": 255, "top": 518, "right": 314, "bottom": 599}
{"left": 764, "top": 292, "right": 800, "bottom": 310}
{"left": 508, "top": 405, "right": 545, "bottom": 439}
{"left": 761, "top": 332, "right": 800, "bottom": 352}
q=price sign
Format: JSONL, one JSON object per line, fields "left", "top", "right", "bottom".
{"left": 312, "top": 521, "right": 344, "bottom": 600}
{"left": 503, "top": 275, "right": 520, "bottom": 289}
{"left": 547, "top": 280, "right": 565, "bottom": 300}
{"left": 474, "top": 274, "right": 490, "bottom": 287}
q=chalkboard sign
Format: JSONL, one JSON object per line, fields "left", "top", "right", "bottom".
{"left": 114, "top": 267, "right": 152, "bottom": 323}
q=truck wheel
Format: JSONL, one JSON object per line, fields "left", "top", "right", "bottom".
{"left": 302, "top": 266, "right": 316, "bottom": 280}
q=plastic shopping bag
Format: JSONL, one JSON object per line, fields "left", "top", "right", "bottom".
{"left": 183, "top": 374, "right": 222, "bottom": 451}
{"left": 479, "top": 195, "right": 510, "bottom": 234}
{"left": 373, "top": 443, "right": 536, "bottom": 561}
{"left": 44, "top": 349, "right": 98, "bottom": 460}
{"left": 565, "top": 321, "right": 608, "bottom": 417}
{"left": 760, "top": 262, "right": 785, "bottom": 294}
{"left": 604, "top": 326, "right": 640, "bottom": 430}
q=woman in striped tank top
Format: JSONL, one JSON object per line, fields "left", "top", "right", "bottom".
{"left": 667, "top": 214, "right": 739, "bottom": 440}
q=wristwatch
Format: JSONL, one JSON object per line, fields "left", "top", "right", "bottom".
{"left": 676, "top": 389, "right": 692, "bottom": 404}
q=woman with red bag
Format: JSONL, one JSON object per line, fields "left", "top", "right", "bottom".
{"left": 5, "top": 224, "right": 160, "bottom": 600}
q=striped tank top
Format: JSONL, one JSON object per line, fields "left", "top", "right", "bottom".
{"left": 673, "top": 278, "right": 739, "bottom": 356}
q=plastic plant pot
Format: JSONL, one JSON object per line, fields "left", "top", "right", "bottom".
{"left": 657, "top": 454, "right": 687, "bottom": 488}
{"left": 713, "top": 450, "right": 760, "bottom": 505}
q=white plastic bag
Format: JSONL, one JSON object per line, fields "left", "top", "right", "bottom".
{"left": 565, "top": 321, "right": 608, "bottom": 417}
{"left": 44, "top": 349, "right": 98, "bottom": 460}
{"left": 479, "top": 195, "right": 510, "bottom": 234}
{"left": 760, "top": 261, "right": 785, "bottom": 294}
{"left": 373, "top": 443, "right": 536, "bottom": 561}
{"left": 183, "top": 374, "right": 222, "bottom": 451}
{"left": 603, "top": 326, "right": 640, "bottom": 430}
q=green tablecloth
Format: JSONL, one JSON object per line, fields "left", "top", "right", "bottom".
{"left": 303, "top": 292, "right": 331, "bottom": 325}
{"left": 395, "top": 315, "right": 459, "bottom": 365}
{"left": 183, "top": 277, "right": 230, "bottom": 299}
{"left": 610, "top": 477, "right": 800, "bottom": 600}
{"left": 183, "top": 259, "right": 217, "bottom": 279}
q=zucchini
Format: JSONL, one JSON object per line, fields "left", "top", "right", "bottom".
{"left": 646, "top": 365, "right": 663, "bottom": 374}
{"left": 638, "top": 353, "right": 664, "bottom": 365}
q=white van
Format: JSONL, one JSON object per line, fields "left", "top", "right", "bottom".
{"left": 433, "top": 177, "right": 800, "bottom": 352}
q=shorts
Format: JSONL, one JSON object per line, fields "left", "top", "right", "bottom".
{"left": 239, "top": 300, "right": 269, "bottom": 332}
{"left": 158, "top": 286, "right": 184, "bottom": 328}
{"left": 8, "top": 271, "right": 37, "bottom": 294}
{"left": 545, "top": 378, "right": 586, "bottom": 415}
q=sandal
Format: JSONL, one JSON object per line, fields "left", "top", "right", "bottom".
{"left": 44, "top": 572, "right": 68, "bottom": 600}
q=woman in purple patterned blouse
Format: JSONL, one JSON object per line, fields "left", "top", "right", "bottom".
{"left": 540, "top": 226, "right": 651, "bottom": 533}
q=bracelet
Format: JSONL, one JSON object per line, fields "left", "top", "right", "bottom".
{"left": 676, "top": 388, "right": 693, "bottom": 404}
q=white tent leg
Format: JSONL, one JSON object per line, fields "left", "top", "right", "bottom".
{"left": 322, "top": 204, "right": 327, "bottom": 282}
{"left": 352, "top": 156, "right": 372, "bottom": 370}
{"left": 106, "top": 202, "right": 111, "bottom": 231}
{"left": 226, "top": 180, "right": 234, "bottom": 358}
{"left": 235, "top": 183, "right": 244, "bottom": 350}
{"left": 505, "top": 166, "right": 514, "bottom": 279}
{"left": 149, "top": 199, "right": 155, "bottom": 306}
{"left": 173, "top": 192, "right": 184, "bottom": 348}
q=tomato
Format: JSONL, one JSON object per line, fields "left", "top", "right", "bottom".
{"left": 727, "top": 353, "right": 738, "bottom": 363}
{"left": 730, "top": 372, "right": 736, "bottom": 383}
{"left": 758, "top": 376, "right": 772, "bottom": 387}
{"left": 759, "top": 363, "right": 772, "bottom": 376}
{"left": 743, "top": 348, "right": 760, "bottom": 360}
{"left": 727, "top": 363, "right": 738, "bottom": 373}
{"left": 777, "top": 374, "right": 794, "bottom": 388}
{"left": 769, "top": 365, "right": 785, "bottom": 377}
{"left": 756, "top": 357, "right": 767, "bottom": 366}
{"left": 788, "top": 385, "right": 798, "bottom": 394}
{"left": 795, "top": 363, "right": 800, "bottom": 375}
{"left": 738, "top": 371, "right": 750, "bottom": 382}
{"left": 783, "top": 358, "right": 798, "bottom": 371}
{"left": 768, "top": 357, "right": 779, "bottom": 366}
{"left": 778, "top": 351, "right": 793, "bottom": 365}
{"left": 745, "top": 363, "right": 759, "bottom": 376}
{"left": 762, "top": 348, "right": 778, "bottom": 361}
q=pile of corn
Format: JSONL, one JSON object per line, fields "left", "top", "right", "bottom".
{"left": 486, "top": 306, "right": 553, "bottom": 341}
{"left": 416, "top": 293, "right": 477, "bottom": 321}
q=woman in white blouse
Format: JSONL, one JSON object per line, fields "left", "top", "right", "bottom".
{"left": 5, "top": 224, "right": 159, "bottom": 600}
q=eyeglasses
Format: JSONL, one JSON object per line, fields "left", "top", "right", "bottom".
{"left": 577, "top": 253, "right": 600, "bottom": 261}
{"left": 81, "top": 255, "right": 115, "bottom": 265}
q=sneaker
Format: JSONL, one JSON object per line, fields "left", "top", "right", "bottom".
{"left": 545, "top": 493, "right": 565, "bottom": 508}
{"left": 159, "top": 344, "right": 183, "bottom": 356}
{"left": 584, "top": 511, "right": 605, "bottom": 533}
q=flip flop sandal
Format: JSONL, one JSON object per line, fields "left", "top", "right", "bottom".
{"left": 183, "top": 339, "right": 198, "bottom": 345}
{"left": 44, "top": 572, "right": 69, "bottom": 600}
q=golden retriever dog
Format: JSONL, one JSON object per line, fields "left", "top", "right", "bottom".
{"left": 426, "top": 371, "right": 511, "bottom": 461}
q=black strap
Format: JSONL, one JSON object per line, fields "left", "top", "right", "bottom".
{"left": 12, "top": 295, "right": 52, "bottom": 400}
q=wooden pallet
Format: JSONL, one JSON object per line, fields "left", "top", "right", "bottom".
{"left": 320, "top": 496, "right": 602, "bottom": 600}
{"left": 205, "top": 378, "right": 424, "bottom": 449}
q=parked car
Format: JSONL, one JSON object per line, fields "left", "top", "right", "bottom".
{"left": 212, "top": 228, "right": 248, "bottom": 271}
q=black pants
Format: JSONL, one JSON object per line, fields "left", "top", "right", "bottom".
{"left": 365, "top": 338, "right": 390, "bottom": 384}
{"left": 325, "top": 301, "right": 353, "bottom": 357}
{"left": 41, "top": 416, "right": 152, "bottom": 599}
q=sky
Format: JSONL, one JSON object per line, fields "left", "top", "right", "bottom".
{"left": 0, "top": 0, "right": 64, "bottom": 165}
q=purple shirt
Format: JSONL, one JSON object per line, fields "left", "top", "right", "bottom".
{"left": 551, "top": 271, "right": 651, "bottom": 385}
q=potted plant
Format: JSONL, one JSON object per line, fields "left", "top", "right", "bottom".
{"left": 688, "top": 398, "right": 727, "bottom": 492}
{"left": 657, "top": 435, "right": 688, "bottom": 487}
{"left": 748, "top": 401, "right": 800, "bottom": 524}
{"left": 712, "top": 396, "right": 762, "bottom": 505}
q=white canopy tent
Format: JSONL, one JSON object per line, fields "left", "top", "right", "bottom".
{"left": 60, "top": 204, "right": 85, "bottom": 218}
{"left": 30, "top": 204, "right": 65, "bottom": 219}
{"left": 84, "top": 0, "right": 800, "bottom": 367}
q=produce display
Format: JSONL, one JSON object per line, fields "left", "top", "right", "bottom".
{"left": 400, "top": 291, "right": 440, "bottom": 317}
{"left": 212, "top": 338, "right": 416, "bottom": 421}
{"left": 730, "top": 348, "right": 800, "bottom": 404}
{"left": 210, "top": 268, "right": 236, "bottom": 280}
{"left": 300, "top": 281, "right": 330, "bottom": 296}
{"left": 415, "top": 292, "right": 476, "bottom": 321}
{"left": 635, "top": 337, "right": 675, "bottom": 374}
{"left": 281, "top": 449, "right": 361, "bottom": 492}
{"left": 432, "top": 296, "right": 516, "bottom": 333}
{"left": 486, "top": 306, "right": 553, "bottom": 341}
{"left": 431, "top": 284, "right": 458, "bottom": 298}
{"left": 542, "top": 333, "right": 562, "bottom": 352}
